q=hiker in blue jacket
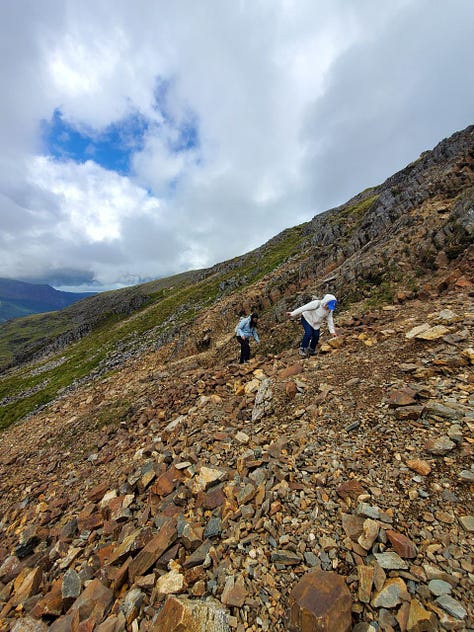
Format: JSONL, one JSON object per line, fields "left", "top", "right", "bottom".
{"left": 236, "top": 313, "right": 259, "bottom": 364}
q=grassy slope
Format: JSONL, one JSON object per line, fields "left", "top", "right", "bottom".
{"left": 0, "top": 224, "right": 306, "bottom": 429}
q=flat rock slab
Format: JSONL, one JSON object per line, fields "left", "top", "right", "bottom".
{"left": 288, "top": 570, "right": 352, "bottom": 632}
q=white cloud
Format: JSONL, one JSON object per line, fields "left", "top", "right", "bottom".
{"left": 0, "top": 0, "right": 473, "bottom": 291}
{"left": 29, "top": 157, "right": 160, "bottom": 242}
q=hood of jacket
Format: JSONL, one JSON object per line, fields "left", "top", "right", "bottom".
{"left": 321, "top": 293, "right": 337, "bottom": 307}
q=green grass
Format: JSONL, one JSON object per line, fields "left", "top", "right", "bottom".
{"left": 335, "top": 194, "right": 379, "bottom": 227}
{"left": 364, "top": 281, "right": 396, "bottom": 308}
{"left": 0, "top": 311, "right": 72, "bottom": 368}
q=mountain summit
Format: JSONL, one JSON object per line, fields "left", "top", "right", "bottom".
{"left": 0, "top": 125, "right": 472, "bottom": 630}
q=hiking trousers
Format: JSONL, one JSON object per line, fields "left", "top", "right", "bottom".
{"left": 236, "top": 336, "right": 251, "bottom": 363}
{"left": 300, "top": 316, "right": 320, "bottom": 352}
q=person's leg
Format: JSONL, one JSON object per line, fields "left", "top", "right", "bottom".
{"left": 300, "top": 316, "right": 314, "bottom": 353}
{"left": 242, "top": 338, "right": 251, "bottom": 362}
{"left": 237, "top": 336, "right": 244, "bottom": 363}
{"left": 237, "top": 336, "right": 250, "bottom": 363}
{"left": 309, "top": 328, "right": 321, "bottom": 354}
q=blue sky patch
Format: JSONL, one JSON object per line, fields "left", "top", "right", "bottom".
{"left": 41, "top": 109, "right": 150, "bottom": 174}
{"left": 171, "top": 116, "right": 199, "bottom": 152}
{"left": 41, "top": 94, "right": 200, "bottom": 178}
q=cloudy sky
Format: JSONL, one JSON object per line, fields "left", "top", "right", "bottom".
{"left": 1, "top": 1, "right": 473, "bottom": 292}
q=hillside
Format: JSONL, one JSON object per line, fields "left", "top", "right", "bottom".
{"left": 0, "top": 125, "right": 473, "bottom": 431}
{"left": 0, "top": 278, "right": 94, "bottom": 323}
{"left": 0, "top": 126, "right": 472, "bottom": 630}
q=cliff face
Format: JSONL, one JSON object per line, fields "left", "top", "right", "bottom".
{"left": 282, "top": 124, "right": 474, "bottom": 298}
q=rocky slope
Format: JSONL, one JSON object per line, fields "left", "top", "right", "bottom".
{"left": 0, "top": 126, "right": 473, "bottom": 631}
{"left": 0, "top": 266, "right": 473, "bottom": 631}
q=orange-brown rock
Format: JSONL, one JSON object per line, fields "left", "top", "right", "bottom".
{"left": 221, "top": 575, "right": 248, "bottom": 608}
{"left": 288, "top": 570, "right": 352, "bottom": 632}
{"left": 388, "top": 387, "right": 418, "bottom": 407}
{"left": 336, "top": 480, "right": 366, "bottom": 502}
{"left": 68, "top": 578, "right": 113, "bottom": 622}
{"left": 128, "top": 517, "right": 177, "bottom": 581}
{"left": 48, "top": 609, "right": 80, "bottom": 631}
{"left": 31, "top": 579, "right": 63, "bottom": 617}
{"left": 279, "top": 364, "right": 303, "bottom": 379}
{"left": 407, "top": 597, "right": 438, "bottom": 631}
{"left": 11, "top": 566, "right": 43, "bottom": 607}
{"left": 150, "top": 465, "right": 183, "bottom": 497}
{"left": 152, "top": 595, "right": 230, "bottom": 631}
{"left": 285, "top": 381, "right": 298, "bottom": 399}
{"left": 405, "top": 459, "right": 432, "bottom": 476}
{"left": 386, "top": 529, "right": 418, "bottom": 559}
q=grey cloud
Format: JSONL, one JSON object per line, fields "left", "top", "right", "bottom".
{"left": 20, "top": 268, "right": 96, "bottom": 288}
{"left": 301, "top": 0, "right": 474, "bottom": 211}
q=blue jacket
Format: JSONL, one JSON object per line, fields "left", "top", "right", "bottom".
{"left": 236, "top": 316, "right": 260, "bottom": 342}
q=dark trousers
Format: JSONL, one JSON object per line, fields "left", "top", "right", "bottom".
{"left": 300, "top": 316, "right": 320, "bottom": 351}
{"left": 236, "top": 336, "right": 251, "bottom": 363}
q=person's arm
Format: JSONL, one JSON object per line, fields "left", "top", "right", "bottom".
{"left": 327, "top": 312, "right": 337, "bottom": 336}
{"left": 287, "top": 299, "right": 320, "bottom": 318}
{"left": 253, "top": 329, "right": 260, "bottom": 343}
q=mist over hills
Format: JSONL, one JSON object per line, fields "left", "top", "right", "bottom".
{"left": 0, "top": 278, "right": 94, "bottom": 323}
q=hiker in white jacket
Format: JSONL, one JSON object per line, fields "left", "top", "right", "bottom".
{"left": 287, "top": 293, "right": 338, "bottom": 357}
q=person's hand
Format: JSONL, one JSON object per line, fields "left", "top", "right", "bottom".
{"left": 331, "top": 332, "right": 337, "bottom": 338}
{"left": 287, "top": 312, "right": 293, "bottom": 317}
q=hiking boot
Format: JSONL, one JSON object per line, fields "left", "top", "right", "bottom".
{"left": 308, "top": 349, "right": 316, "bottom": 356}
{"left": 298, "top": 348, "right": 308, "bottom": 357}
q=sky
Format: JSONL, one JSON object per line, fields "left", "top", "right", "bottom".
{"left": 1, "top": 1, "right": 473, "bottom": 293}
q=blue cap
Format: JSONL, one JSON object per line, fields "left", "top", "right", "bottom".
{"left": 327, "top": 299, "right": 337, "bottom": 311}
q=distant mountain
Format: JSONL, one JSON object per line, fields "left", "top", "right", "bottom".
{"left": 0, "top": 278, "right": 95, "bottom": 322}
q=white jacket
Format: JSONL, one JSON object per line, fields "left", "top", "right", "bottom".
{"left": 289, "top": 293, "right": 336, "bottom": 334}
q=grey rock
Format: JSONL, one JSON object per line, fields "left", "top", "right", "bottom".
{"left": 435, "top": 595, "right": 468, "bottom": 620}
{"left": 458, "top": 469, "right": 474, "bottom": 483}
{"left": 428, "top": 579, "right": 452, "bottom": 596}
{"left": 356, "top": 502, "right": 380, "bottom": 520}
{"left": 458, "top": 515, "right": 474, "bottom": 531}
{"left": 373, "top": 552, "right": 409, "bottom": 570}
{"left": 424, "top": 436, "right": 456, "bottom": 455}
